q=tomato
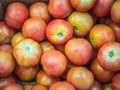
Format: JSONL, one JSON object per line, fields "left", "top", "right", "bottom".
{"left": 111, "top": 72, "right": 120, "bottom": 90}
{"left": 91, "top": 0, "right": 115, "bottom": 17}
{"left": 0, "top": 44, "right": 13, "bottom": 54}
{"left": 49, "top": 81, "right": 76, "bottom": 90}
{"left": 90, "top": 59, "right": 115, "bottom": 83}
{"left": 48, "top": 0, "right": 73, "bottom": 18}
{"left": 11, "top": 32, "right": 25, "bottom": 47}
{"left": 5, "top": 2, "right": 28, "bottom": 29}
{"left": 46, "top": 19, "right": 73, "bottom": 45}
{"left": 0, "top": 51, "right": 15, "bottom": 78}
{"left": 111, "top": 0, "right": 120, "bottom": 26}
{"left": 89, "top": 24, "right": 115, "bottom": 49}
{"left": 67, "top": 11, "right": 94, "bottom": 37}
{"left": 0, "top": 76, "right": 16, "bottom": 89}
{"left": 32, "top": 84, "right": 48, "bottom": 90}
{"left": 40, "top": 40, "right": 55, "bottom": 54}
{"left": 36, "top": 69, "right": 60, "bottom": 87}
{"left": 29, "top": 2, "right": 51, "bottom": 23}
{"left": 41, "top": 50, "right": 67, "bottom": 77}
{"left": 2, "top": 83, "right": 24, "bottom": 90}
{"left": 15, "top": 64, "right": 39, "bottom": 82}
{"left": 97, "top": 41, "right": 120, "bottom": 71}
{"left": 22, "top": 17, "right": 46, "bottom": 42}
{"left": 65, "top": 38, "right": 92, "bottom": 65}
{"left": 70, "top": 0, "right": 96, "bottom": 11}
{"left": 0, "top": 21, "right": 15, "bottom": 44}
{"left": 67, "top": 66, "right": 94, "bottom": 90}
{"left": 13, "top": 38, "right": 42, "bottom": 67}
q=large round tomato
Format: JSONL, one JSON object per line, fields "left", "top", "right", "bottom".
{"left": 65, "top": 38, "right": 92, "bottom": 65}
{"left": 13, "top": 38, "right": 42, "bottom": 67}
{"left": 67, "top": 66, "right": 94, "bottom": 90}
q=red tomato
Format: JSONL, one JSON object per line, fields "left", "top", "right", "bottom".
{"left": 22, "top": 17, "right": 46, "bottom": 42}
{"left": 67, "top": 66, "right": 94, "bottom": 90}
{"left": 5, "top": 2, "right": 28, "bottom": 29}
{"left": 97, "top": 41, "right": 120, "bottom": 71}
{"left": 46, "top": 19, "right": 73, "bottom": 45}
{"left": 48, "top": 0, "right": 73, "bottom": 18}
{"left": 41, "top": 50, "right": 67, "bottom": 77}
{"left": 91, "top": 0, "right": 115, "bottom": 17}
{"left": 65, "top": 38, "right": 92, "bottom": 65}
{"left": 29, "top": 2, "right": 51, "bottom": 23}
{"left": 90, "top": 59, "right": 115, "bottom": 83}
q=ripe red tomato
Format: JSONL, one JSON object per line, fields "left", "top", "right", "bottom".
{"left": 90, "top": 59, "right": 115, "bottom": 83}
{"left": 65, "top": 38, "right": 92, "bottom": 65}
{"left": 97, "top": 41, "right": 120, "bottom": 71}
{"left": 91, "top": 0, "right": 115, "bottom": 17}
{"left": 67, "top": 66, "right": 94, "bottom": 90}
{"left": 41, "top": 50, "right": 67, "bottom": 77}
{"left": 29, "top": 2, "right": 51, "bottom": 23}
{"left": 48, "top": 0, "right": 73, "bottom": 18}
{"left": 46, "top": 19, "right": 73, "bottom": 45}
{"left": 22, "top": 17, "right": 46, "bottom": 42}
{"left": 5, "top": 2, "right": 28, "bottom": 29}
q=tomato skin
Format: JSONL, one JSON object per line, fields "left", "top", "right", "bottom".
{"left": 90, "top": 59, "right": 115, "bottom": 83}
{"left": 5, "top": 2, "right": 28, "bottom": 29}
{"left": 67, "top": 66, "right": 94, "bottom": 90}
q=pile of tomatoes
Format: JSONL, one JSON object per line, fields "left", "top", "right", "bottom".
{"left": 0, "top": 0, "right": 120, "bottom": 90}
